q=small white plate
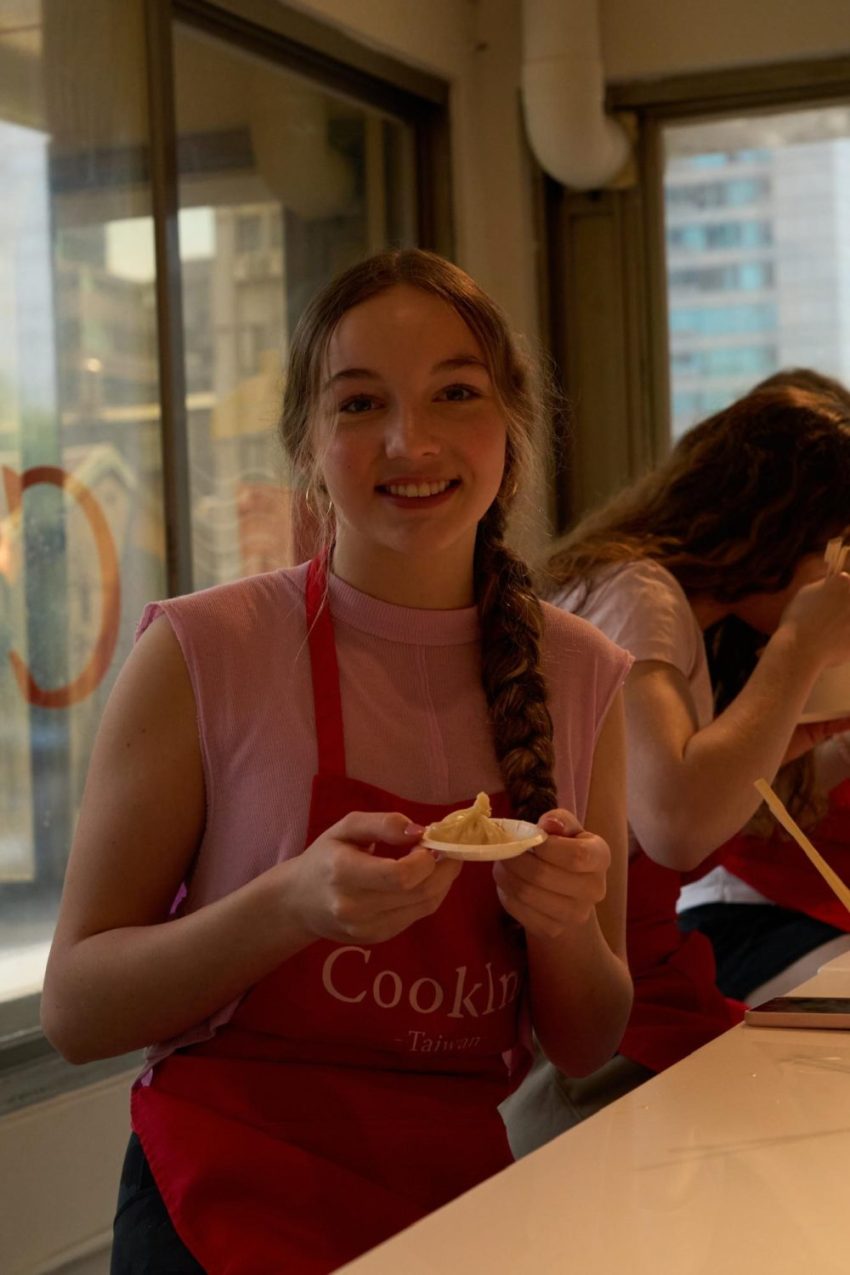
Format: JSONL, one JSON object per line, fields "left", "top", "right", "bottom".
{"left": 421, "top": 818, "right": 547, "bottom": 861}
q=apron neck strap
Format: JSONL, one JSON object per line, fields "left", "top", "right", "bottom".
{"left": 305, "top": 552, "right": 346, "bottom": 776}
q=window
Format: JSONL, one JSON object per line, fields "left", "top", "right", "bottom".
{"left": 672, "top": 388, "right": 736, "bottom": 420}
{"left": 663, "top": 105, "right": 850, "bottom": 436}
{"left": 235, "top": 212, "right": 264, "bottom": 255}
{"left": 671, "top": 345, "right": 777, "bottom": 377}
{"left": 668, "top": 302, "right": 778, "bottom": 336}
{"left": 667, "top": 220, "right": 774, "bottom": 252}
{"left": 172, "top": 22, "right": 418, "bottom": 588}
{"left": 0, "top": 0, "right": 167, "bottom": 1027}
{"left": 677, "top": 148, "right": 770, "bottom": 169}
{"left": 0, "top": 0, "right": 440, "bottom": 1078}
{"left": 664, "top": 175, "right": 771, "bottom": 211}
{"left": 667, "top": 262, "right": 774, "bottom": 292}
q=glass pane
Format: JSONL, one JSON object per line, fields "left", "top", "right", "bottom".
{"left": 663, "top": 105, "right": 850, "bottom": 437}
{"left": 0, "top": 0, "right": 166, "bottom": 1003}
{"left": 172, "top": 23, "right": 418, "bottom": 588}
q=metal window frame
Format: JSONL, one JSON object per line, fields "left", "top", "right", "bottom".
{"left": 1, "top": 0, "right": 450, "bottom": 1113}
{"left": 608, "top": 53, "right": 850, "bottom": 120}
{"left": 147, "top": 0, "right": 452, "bottom": 600}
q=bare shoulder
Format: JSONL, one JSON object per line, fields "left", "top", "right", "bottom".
{"left": 115, "top": 608, "right": 194, "bottom": 701}
{"left": 91, "top": 613, "right": 200, "bottom": 771}
{"left": 54, "top": 614, "right": 206, "bottom": 941}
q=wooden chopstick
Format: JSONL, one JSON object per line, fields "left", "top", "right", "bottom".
{"left": 825, "top": 537, "right": 850, "bottom": 575}
{"left": 825, "top": 537, "right": 841, "bottom": 573}
{"left": 754, "top": 777, "right": 850, "bottom": 914}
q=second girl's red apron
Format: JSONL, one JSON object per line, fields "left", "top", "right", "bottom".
{"left": 713, "top": 778, "right": 850, "bottom": 931}
{"left": 618, "top": 851, "right": 744, "bottom": 1073}
{"left": 132, "top": 556, "right": 531, "bottom": 1274}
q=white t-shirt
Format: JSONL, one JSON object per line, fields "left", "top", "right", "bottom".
{"left": 555, "top": 558, "right": 768, "bottom": 907}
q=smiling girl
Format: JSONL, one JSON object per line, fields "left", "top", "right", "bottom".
{"left": 42, "top": 250, "right": 632, "bottom": 1275}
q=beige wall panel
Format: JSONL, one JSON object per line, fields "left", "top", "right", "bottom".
{"left": 283, "top": 0, "right": 475, "bottom": 76}
{"left": 602, "top": 0, "right": 850, "bottom": 80}
{"left": 1, "top": 1072, "right": 133, "bottom": 1275}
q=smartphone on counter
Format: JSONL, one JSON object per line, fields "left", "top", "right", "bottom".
{"left": 745, "top": 995, "right": 850, "bottom": 1029}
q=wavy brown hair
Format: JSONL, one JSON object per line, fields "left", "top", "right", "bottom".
{"left": 547, "top": 386, "right": 850, "bottom": 605}
{"left": 747, "top": 370, "right": 850, "bottom": 827}
{"left": 754, "top": 366, "right": 850, "bottom": 411}
{"left": 279, "top": 249, "right": 557, "bottom": 821}
{"left": 545, "top": 384, "right": 850, "bottom": 826}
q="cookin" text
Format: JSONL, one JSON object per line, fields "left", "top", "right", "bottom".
{"left": 321, "top": 946, "right": 520, "bottom": 1019}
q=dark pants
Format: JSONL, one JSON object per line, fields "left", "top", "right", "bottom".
{"left": 111, "top": 1133, "right": 206, "bottom": 1275}
{"left": 678, "top": 903, "right": 845, "bottom": 1000}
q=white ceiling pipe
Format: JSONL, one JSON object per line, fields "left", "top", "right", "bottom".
{"left": 521, "top": 0, "right": 632, "bottom": 190}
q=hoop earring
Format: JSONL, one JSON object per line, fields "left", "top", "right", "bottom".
{"left": 304, "top": 478, "right": 329, "bottom": 517}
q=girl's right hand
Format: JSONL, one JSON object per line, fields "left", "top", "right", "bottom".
{"left": 779, "top": 572, "right": 850, "bottom": 670}
{"left": 285, "top": 811, "right": 463, "bottom": 945}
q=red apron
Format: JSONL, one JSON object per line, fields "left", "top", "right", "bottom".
{"left": 132, "top": 555, "right": 530, "bottom": 1274}
{"left": 711, "top": 778, "right": 850, "bottom": 931}
{"left": 618, "top": 851, "right": 744, "bottom": 1073}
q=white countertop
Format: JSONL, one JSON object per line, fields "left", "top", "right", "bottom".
{"left": 340, "top": 955, "right": 850, "bottom": 1275}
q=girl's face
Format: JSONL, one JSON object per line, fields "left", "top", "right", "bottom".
{"left": 314, "top": 284, "right": 508, "bottom": 582}
{"left": 732, "top": 552, "right": 828, "bottom": 634}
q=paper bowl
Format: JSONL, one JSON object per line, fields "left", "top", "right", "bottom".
{"left": 421, "top": 818, "right": 546, "bottom": 861}
{"left": 801, "top": 662, "right": 850, "bottom": 723}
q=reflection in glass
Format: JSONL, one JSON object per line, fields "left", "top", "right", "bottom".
{"left": 0, "top": 0, "right": 166, "bottom": 999}
{"left": 0, "top": 2, "right": 421, "bottom": 1013}
{"left": 663, "top": 106, "right": 850, "bottom": 436}
{"left": 172, "top": 24, "right": 417, "bottom": 587}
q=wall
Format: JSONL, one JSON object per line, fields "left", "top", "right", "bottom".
{"left": 2, "top": 1072, "right": 133, "bottom": 1274}
{"left": 601, "top": 0, "right": 850, "bottom": 80}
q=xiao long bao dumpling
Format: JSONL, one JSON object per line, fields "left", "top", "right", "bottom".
{"left": 425, "top": 792, "right": 512, "bottom": 846}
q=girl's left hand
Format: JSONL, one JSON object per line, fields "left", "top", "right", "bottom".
{"left": 493, "top": 808, "right": 610, "bottom": 939}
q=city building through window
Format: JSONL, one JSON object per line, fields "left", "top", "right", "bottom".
{"left": 663, "top": 106, "right": 850, "bottom": 436}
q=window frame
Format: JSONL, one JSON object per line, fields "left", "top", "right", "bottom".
{"left": 548, "top": 54, "right": 850, "bottom": 529}
{"left": 149, "top": 0, "right": 452, "bottom": 601}
{"left": 0, "top": 0, "right": 450, "bottom": 1112}
{"left": 617, "top": 55, "right": 850, "bottom": 474}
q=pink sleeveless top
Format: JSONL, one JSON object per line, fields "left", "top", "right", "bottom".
{"left": 136, "top": 561, "right": 631, "bottom": 1067}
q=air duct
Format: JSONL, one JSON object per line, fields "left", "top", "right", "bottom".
{"left": 521, "top": 0, "right": 632, "bottom": 190}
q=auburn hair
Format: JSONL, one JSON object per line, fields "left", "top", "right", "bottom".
{"left": 545, "top": 384, "right": 850, "bottom": 827}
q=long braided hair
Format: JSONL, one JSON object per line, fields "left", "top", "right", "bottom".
{"left": 279, "top": 248, "right": 557, "bottom": 821}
